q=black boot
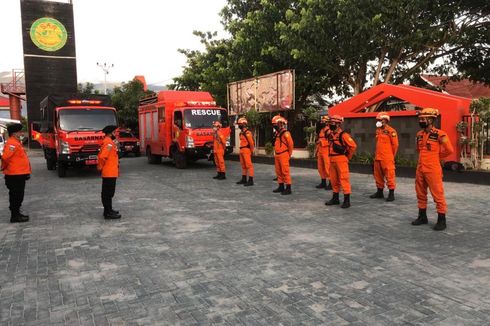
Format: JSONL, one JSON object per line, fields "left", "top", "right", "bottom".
{"left": 10, "top": 210, "right": 28, "bottom": 223}
{"left": 325, "top": 181, "right": 332, "bottom": 190}
{"left": 217, "top": 172, "right": 226, "bottom": 180}
{"left": 325, "top": 192, "right": 340, "bottom": 205}
{"left": 370, "top": 188, "right": 384, "bottom": 199}
{"left": 244, "top": 177, "right": 254, "bottom": 187}
{"left": 412, "top": 209, "right": 428, "bottom": 225}
{"left": 315, "top": 179, "right": 326, "bottom": 189}
{"left": 281, "top": 184, "right": 292, "bottom": 195}
{"left": 340, "top": 194, "right": 351, "bottom": 208}
{"left": 273, "top": 183, "right": 285, "bottom": 193}
{"left": 386, "top": 189, "right": 395, "bottom": 202}
{"left": 433, "top": 213, "right": 446, "bottom": 231}
{"left": 104, "top": 211, "right": 121, "bottom": 219}
{"left": 213, "top": 173, "right": 220, "bottom": 179}
{"left": 236, "top": 175, "right": 247, "bottom": 184}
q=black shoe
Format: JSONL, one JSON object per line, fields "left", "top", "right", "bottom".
{"left": 104, "top": 211, "right": 121, "bottom": 219}
{"left": 244, "top": 177, "right": 254, "bottom": 187}
{"left": 386, "top": 189, "right": 395, "bottom": 202}
{"left": 325, "top": 181, "right": 332, "bottom": 190}
{"left": 315, "top": 179, "right": 326, "bottom": 189}
{"left": 111, "top": 209, "right": 119, "bottom": 215}
{"left": 433, "top": 213, "right": 446, "bottom": 231}
{"left": 281, "top": 184, "right": 292, "bottom": 195}
{"left": 217, "top": 172, "right": 226, "bottom": 180}
{"left": 325, "top": 192, "right": 340, "bottom": 205}
{"left": 10, "top": 213, "right": 29, "bottom": 223}
{"left": 340, "top": 194, "right": 351, "bottom": 208}
{"left": 19, "top": 212, "right": 30, "bottom": 218}
{"left": 412, "top": 209, "right": 428, "bottom": 225}
{"left": 370, "top": 188, "right": 384, "bottom": 199}
{"left": 273, "top": 177, "right": 278, "bottom": 181}
{"left": 273, "top": 183, "right": 285, "bottom": 193}
{"left": 236, "top": 175, "right": 247, "bottom": 184}
{"left": 213, "top": 173, "right": 220, "bottom": 179}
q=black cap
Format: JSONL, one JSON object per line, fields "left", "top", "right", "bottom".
{"left": 102, "top": 125, "right": 117, "bottom": 134}
{"left": 7, "top": 123, "right": 23, "bottom": 135}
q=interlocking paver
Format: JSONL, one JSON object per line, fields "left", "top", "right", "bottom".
{"left": 0, "top": 155, "right": 489, "bottom": 325}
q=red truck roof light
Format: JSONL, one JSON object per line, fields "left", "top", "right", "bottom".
{"left": 67, "top": 99, "right": 102, "bottom": 105}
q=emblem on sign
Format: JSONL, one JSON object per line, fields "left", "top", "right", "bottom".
{"left": 30, "top": 17, "right": 68, "bottom": 52}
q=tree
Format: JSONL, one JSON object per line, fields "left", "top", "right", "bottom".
{"left": 77, "top": 82, "right": 100, "bottom": 96}
{"left": 111, "top": 80, "right": 154, "bottom": 131}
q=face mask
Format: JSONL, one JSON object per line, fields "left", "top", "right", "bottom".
{"left": 213, "top": 127, "right": 218, "bottom": 131}
{"left": 273, "top": 125, "right": 280, "bottom": 131}
{"left": 329, "top": 124, "right": 337, "bottom": 131}
{"left": 376, "top": 121, "right": 383, "bottom": 128}
{"left": 18, "top": 135, "right": 26, "bottom": 142}
{"left": 419, "top": 121, "right": 428, "bottom": 129}
{"left": 110, "top": 134, "right": 116, "bottom": 140}
{"left": 238, "top": 125, "right": 244, "bottom": 130}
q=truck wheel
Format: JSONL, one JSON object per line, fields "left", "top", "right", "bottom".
{"left": 146, "top": 147, "right": 161, "bottom": 164}
{"left": 172, "top": 149, "right": 187, "bottom": 169}
{"left": 57, "top": 162, "right": 67, "bottom": 178}
{"left": 46, "top": 158, "right": 56, "bottom": 170}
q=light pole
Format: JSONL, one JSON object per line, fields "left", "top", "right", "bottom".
{"left": 96, "top": 62, "right": 114, "bottom": 95}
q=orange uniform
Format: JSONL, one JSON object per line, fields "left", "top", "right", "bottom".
{"left": 239, "top": 129, "right": 255, "bottom": 177}
{"left": 97, "top": 136, "right": 119, "bottom": 178}
{"left": 274, "top": 128, "right": 294, "bottom": 185}
{"left": 1, "top": 137, "right": 31, "bottom": 175}
{"left": 328, "top": 129, "right": 357, "bottom": 194}
{"left": 213, "top": 129, "right": 226, "bottom": 173}
{"left": 316, "top": 126, "right": 330, "bottom": 180}
{"left": 415, "top": 127, "right": 454, "bottom": 214}
{"left": 374, "top": 125, "right": 399, "bottom": 190}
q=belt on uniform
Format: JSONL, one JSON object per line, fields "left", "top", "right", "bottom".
{"left": 329, "top": 153, "right": 346, "bottom": 157}
{"left": 240, "top": 146, "right": 250, "bottom": 149}
{"left": 275, "top": 150, "right": 289, "bottom": 155}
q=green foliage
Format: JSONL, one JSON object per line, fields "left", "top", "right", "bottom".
{"left": 77, "top": 82, "right": 100, "bottom": 96}
{"left": 243, "top": 108, "right": 262, "bottom": 130}
{"left": 264, "top": 141, "right": 274, "bottom": 156}
{"left": 395, "top": 155, "right": 418, "bottom": 168}
{"left": 20, "top": 116, "right": 28, "bottom": 132}
{"left": 111, "top": 80, "right": 154, "bottom": 131}
{"left": 351, "top": 152, "right": 375, "bottom": 165}
{"left": 302, "top": 106, "right": 321, "bottom": 157}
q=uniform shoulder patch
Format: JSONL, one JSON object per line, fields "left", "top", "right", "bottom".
{"left": 9, "top": 145, "right": 16, "bottom": 151}
{"left": 107, "top": 144, "right": 113, "bottom": 149}
{"left": 392, "top": 132, "right": 397, "bottom": 137}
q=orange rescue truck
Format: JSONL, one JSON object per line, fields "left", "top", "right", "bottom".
{"left": 32, "top": 95, "right": 118, "bottom": 177}
{"left": 138, "top": 91, "right": 231, "bottom": 168}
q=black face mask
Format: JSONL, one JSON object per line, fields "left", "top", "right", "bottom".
{"left": 110, "top": 134, "right": 116, "bottom": 140}
{"left": 238, "top": 125, "right": 244, "bottom": 130}
{"left": 419, "top": 121, "right": 428, "bottom": 129}
{"left": 329, "top": 124, "right": 337, "bottom": 131}
{"left": 273, "top": 125, "right": 280, "bottom": 131}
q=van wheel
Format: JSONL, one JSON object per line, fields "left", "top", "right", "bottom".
{"left": 146, "top": 147, "right": 161, "bottom": 164}
{"left": 57, "top": 163, "right": 67, "bottom": 178}
{"left": 172, "top": 149, "right": 187, "bottom": 169}
{"left": 46, "top": 158, "right": 56, "bottom": 170}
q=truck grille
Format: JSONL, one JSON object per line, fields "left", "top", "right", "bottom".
{"left": 81, "top": 144, "right": 100, "bottom": 152}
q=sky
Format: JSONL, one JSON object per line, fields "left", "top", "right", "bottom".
{"left": 0, "top": 0, "right": 227, "bottom": 86}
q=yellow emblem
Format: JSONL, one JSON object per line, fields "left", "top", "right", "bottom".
{"left": 30, "top": 17, "right": 68, "bottom": 52}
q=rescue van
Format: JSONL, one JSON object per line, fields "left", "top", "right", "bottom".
{"left": 32, "top": 95, "right": 118, "bottom": 177}
{"left": 138, "top": 91, "right": 231, "bottom": 168}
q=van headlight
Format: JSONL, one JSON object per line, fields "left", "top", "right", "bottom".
{"left": 60, "top": 140, "right": 70, "bottom": 154}
{"left": 185, "top": 136, "right": 195, "bottom": 148}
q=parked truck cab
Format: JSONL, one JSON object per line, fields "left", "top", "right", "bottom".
{"left": 33, "top": 95, "right": 118, "bottom": 177}
{"left": 138, "top": 91, "right": 231, "bottom": 168}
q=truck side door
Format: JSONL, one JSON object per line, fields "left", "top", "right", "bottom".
{"left": 157, "top": 106, "right": 166, "bottom": 154}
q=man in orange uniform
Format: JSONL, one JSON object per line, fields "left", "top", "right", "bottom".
{"left": 272, "top": 115, "right": 294, "bottom": 195}
{"left": 97, "top": 125, "right": 121, "bottom": 219}
{"left": 412, "top": 108, "right": 454, "bottom": 231}
{"left": 315, "top": 115, "right": 332, "bottom": 190}
{"left": 236, "top": 117, "right": 255, "bottom": 186}
{"left": 325, "top": 115, "right": 357, "bottom": 208}
{"left": 212, "top": 121, "right": 227, "bottom": 180}
{"left": 370, "top": 112, "right": 399, "bottom": 201}
{"left": 1, "top": 123, "right": 31, "bottom": 223}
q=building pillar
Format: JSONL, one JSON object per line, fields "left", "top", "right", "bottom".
{"left": 9, "top": 95, "right": 21, "bottom": 121}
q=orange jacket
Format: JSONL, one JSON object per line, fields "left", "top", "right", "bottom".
{"left": 375, "top": 125, "right": 399, "bottom": 161}
{"left": 328, "top": 128, "right": 357, "bottom": 161}
{"left": 1, "top": 137, "right": 31, "bottom": 175}
{"left": 274, "top": 129, "right": 294, "bottom": 157}
{"left": 239, "top": 129, "right": 255, "bottom": 152}
{"left": 213, "top": 129, "right": 226, "bottom": 154}
{"left": 316, "top": 126, "right": 330, "bottom": 154}
{"left": 416, "top": 127, "right": 454, "bottom": 173}
{"left": 97, "top": 136, "right": 119, "bottom": 178}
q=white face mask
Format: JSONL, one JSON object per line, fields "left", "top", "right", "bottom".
{"left": 376, "top": 121, "right": 383, "bottom": 128}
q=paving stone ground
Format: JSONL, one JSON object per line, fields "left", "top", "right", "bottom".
{"left": 1, "top": 154, "right": 489, "bottom": 326}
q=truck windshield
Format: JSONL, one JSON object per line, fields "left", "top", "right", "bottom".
{"left": 183, "top": 108, "right": 229, "bottom": 129}
{"left": 58, "top": 109, "right": 117, "bottom": 131}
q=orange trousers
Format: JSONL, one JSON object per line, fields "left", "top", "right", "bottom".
{"left": 275, "top": 152, "right": 291, "bottom": 185}
{"left": 374, "top": 160, "right": 396, "bottom": 190}
{"left": 415, "top": 168, "right": 447, "bottom": 214}
{"left": 239, "top": 149, "right": 254, "bottom": 177}
{"left": 317, "top": 151, "right": 330, "bottom": 179}
{"left": 329, "top": 158, "right": 351, "bottom": 194}
{"left": 214, "top": 152, "right": 225, "bottom": 173}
